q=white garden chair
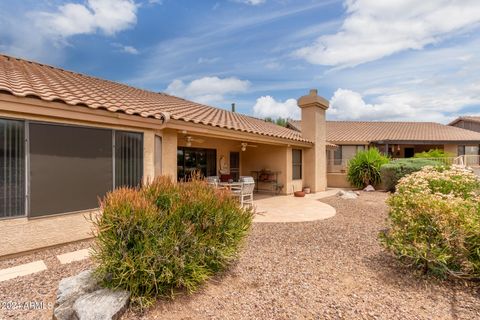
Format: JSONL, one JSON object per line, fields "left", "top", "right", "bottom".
{"left": 232, "top": 176, "right": 255, "bottom": 208}
{"left": 206, "top": 176, "right": 219, "bottom": 187}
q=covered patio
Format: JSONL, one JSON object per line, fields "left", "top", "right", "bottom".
{"left": 169, "top": 127, "right": 311, "bottom": 196}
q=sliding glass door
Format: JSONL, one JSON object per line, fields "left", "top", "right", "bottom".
{"left": 115, "top": 131, "right": 143, "bottom": 188}
{"left": 177, "top": 147, "right": 216, "bottom": 181}
{"left": 0, "top": 119, "right": 25, "bottom": 218}
{"left": 0, "top": 117, "right": 145, "bottom": 219}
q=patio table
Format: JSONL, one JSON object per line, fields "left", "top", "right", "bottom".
{"left": 217, "top": 182, "right": 243, "bottom": 191}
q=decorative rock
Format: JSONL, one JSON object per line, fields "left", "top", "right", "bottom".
{"left": 56, "top": 270, "right": 98, "bottom": 305}
{"left": 73, "top": 288, "right": 130, "bottom": 320}
{"left": 53, "top": 269, "right": 130, "bottom": 320}
{"left": 54, "top": 270, "right": 99, "bottom": 320}
{"left": 363, "top": 185, "right": 375, "bottom": 192}
{"left": 337, "top": 190, "right": 358, "bottom": 200}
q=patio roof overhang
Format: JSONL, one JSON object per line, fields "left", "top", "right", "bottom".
{"left": 166, "top": 119, "right": 314, "bottom": 148}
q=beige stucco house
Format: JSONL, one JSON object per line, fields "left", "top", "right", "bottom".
{"left": 0, "top": 55, "right": 331, "bottom": 256}
{"left": 2, "top": 54, "right": 480, "bottom": 256}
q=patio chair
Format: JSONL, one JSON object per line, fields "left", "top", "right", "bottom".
{"left": 233, "top": 176, "right": 255, "bottom": 208}
{"left": 206, "top": 176, "right": 219, "bottom": 187}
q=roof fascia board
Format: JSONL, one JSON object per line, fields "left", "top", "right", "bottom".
{"left": 0, "top": 93, "right": 168, "bottom": 130}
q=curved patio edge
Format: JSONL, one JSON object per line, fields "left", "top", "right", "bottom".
{"left": 252, "top": 189, "right": 338, "bottom": 223}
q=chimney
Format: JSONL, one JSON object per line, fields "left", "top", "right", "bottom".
{"left": 297, "top": 89, "right": 329, "bottom": 192}
{"left": 231, "top": 103, "right": 236, "bottom": 113}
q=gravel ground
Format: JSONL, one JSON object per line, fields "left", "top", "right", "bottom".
{"left": 1, "top": 192, "right": 480, "bottom": 320}
{"left": 0, "top": 240, "right": 93, "bottom": 320}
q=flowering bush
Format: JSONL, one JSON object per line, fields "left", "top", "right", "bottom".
{"left": 380, "top": 166, "right": 480, "bottom": 278}
{"left": 91, "top": 177, "right": 253, "bottom": 307}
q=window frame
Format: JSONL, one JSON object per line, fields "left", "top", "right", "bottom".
{"left": 0, "top": 116, "right": 144, "bottom": 219}
{"left": 292, "top": 149, "right": 302, "bottom": 180}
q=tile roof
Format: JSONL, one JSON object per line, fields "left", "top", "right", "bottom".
{"left": 449, "top": 116, "right": 480, "bottom": 125}
{"left": 0, "top": 54, "right": 310, "bottom": 143}
{"left": 287, "top": 120, "right": 480, "bottom": 143}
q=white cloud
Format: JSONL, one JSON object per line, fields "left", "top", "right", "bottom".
{"left": 197, "top": 57, "right": 220, "bottom": 64}
{"left": 253, "top": 96, "right": 299, "bottom": 119}
{"left": 36, "top": 0, "right": 137, "bottom": 39}
{"left": 165, "top": 76, "right": 251, "bottom": 105}
{"left": 328, "top": 88, "right": 480, "bottom": 123}
{"left": 122, "top": 45, "right": 139, "bottom": 54}
{"left": 239, "top": 0, "right": 266, "bottom": 5}
{"left": 295, "top": 0, "right": 480, "bottom": 67}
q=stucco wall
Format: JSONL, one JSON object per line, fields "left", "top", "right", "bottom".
{"left": 327, "top": 173, "right": 352, "bottom": 188}
{"left": 158, "top": 129, "right": 178, "bottom": 180}
{"left": 0, "top": 210, "right": 97, "bottom": 257}
{"left": 444, "top": 144, "right": 458, "bottom": 156}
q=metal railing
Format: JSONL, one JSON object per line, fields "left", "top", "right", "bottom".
{"left": 327, "top": 156, "right": 480, "bottom": 174}
{"left": 391, "top": 157, "right": 457, "bottom": 166}
{"left": 455, "top": 155, "right": 480, "bottom": 167}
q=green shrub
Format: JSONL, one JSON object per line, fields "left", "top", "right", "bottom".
{"left": 380, "top": 158, "right": 443, "bottom": 192}
{"left": 414, "top": 148, "right": 453, "bottom": 158}
{"left": 380, "top": 166, "right": 480, "bottom": 279}
{"left": 91, "top": 177, "right": 253, "bottom": 308}
{"left": 347, "top": 148, "right": 389, "bottom": 189}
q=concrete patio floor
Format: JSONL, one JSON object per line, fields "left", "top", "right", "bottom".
{"left": 253, "top": 188, "right": 338, "bottom": 223}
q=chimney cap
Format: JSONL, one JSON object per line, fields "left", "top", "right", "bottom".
{"left": 298, "top": 89, "right": 329, "bottom": 110}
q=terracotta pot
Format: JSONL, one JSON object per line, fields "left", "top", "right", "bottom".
{"left": 294, "top": 191, "right": 305, "bottom": 197}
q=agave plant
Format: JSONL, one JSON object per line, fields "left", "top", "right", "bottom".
{"left": 347, "top": 148, "right": 389, "bottom": 189}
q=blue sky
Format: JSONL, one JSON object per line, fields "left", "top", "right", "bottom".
{"left": 1, "top": 0, "right": 480, "bottom": 123}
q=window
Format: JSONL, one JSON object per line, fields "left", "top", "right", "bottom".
{"left": 292, "top": 149, "right": 302, "bottom": 180}
{"left": 177, "top": 147, "right": 216, "bottom": 181}
{"left": 29, "top": 123, "right": 113, "bottom": 217}
{"left": 154, "top": 135, "right": 162, "bottom": 177}
{"left": 333, "top": 147, "right": 342, "bottom": 165}
{"left": 230, "top": 152, "right": 240, "bottom": 181}
{"left": 458, "top": 145, "right": 480, "bottom": 156}
{"left": 115, "top": 131, "right": 143, "bottom": 188}
{"left": 0, "top": 119, "right": 25, "bottom": 218}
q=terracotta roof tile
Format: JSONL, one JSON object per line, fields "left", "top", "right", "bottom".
{"left": 0, "top": 54, "right": 310, "bottom": 143}
{"left": 288, "top": 120, "right": 480, "bottom": 143}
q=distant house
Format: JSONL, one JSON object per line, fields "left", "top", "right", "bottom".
{"left": 449, "top": 116, "right": 480, "bottom": 133}
{"left": 287, "top": 120, "right": 480, "bottom": 187}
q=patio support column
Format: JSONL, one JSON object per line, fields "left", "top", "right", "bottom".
{"left": 161, "top": 129, "right": 178, "bottom": 180}
{"left": 143, "top": 129, "right": 155, "bottom": 184}
{"left": 297, "top": 89, "right": 329, "bottom": 193}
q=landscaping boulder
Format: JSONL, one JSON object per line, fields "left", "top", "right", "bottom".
{"left": 54, "top": 270, "right": 99, "bottom": 320}
{"left": 363, "top": 185, "right": 375, "bottom": 192}
{"left": 53, "top": 270, "right": 130, "bottom": 320}
{"left": 73, "top": 289, "right": 130, "bottom": 320}
{"left": 337, "top": 190, "right": 358, "bottom": 200}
